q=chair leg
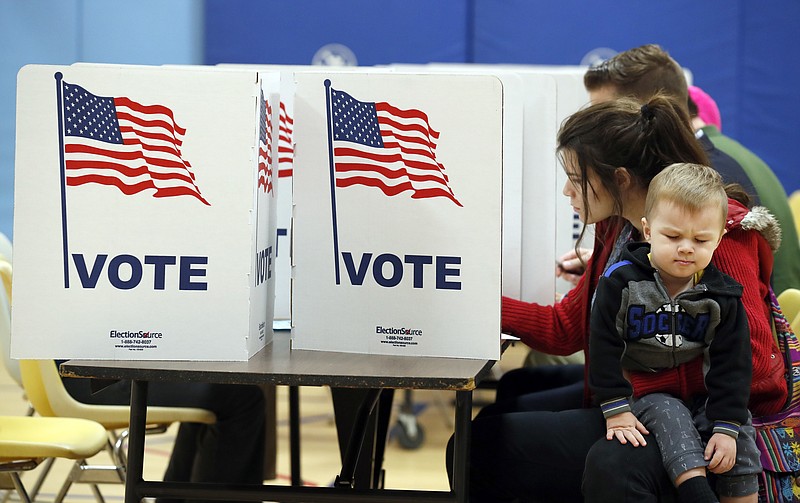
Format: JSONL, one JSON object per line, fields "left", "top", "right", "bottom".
{"left": 1, "top": 475, "right": 12, "bottom": 503}
{"left": 53, "top": 460, "right": 83, "bottom": 503}
{"left": 89, "top": 483, "right": 106, "bottom": 503}
{"left": 113, "top": 429, "right": 129, "bottom": 472}
{"left": 27, "top": 456, "right": 55, "bottom": 501}
{"left": 10, "top": 473, "right": 32, "bottom": 503}
{"left": 103, "top": 435, "right": 126, "bottom": 482}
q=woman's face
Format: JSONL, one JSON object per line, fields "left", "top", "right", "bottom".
{"left": 561, "top": 151, "right": 615, "bottom": 224}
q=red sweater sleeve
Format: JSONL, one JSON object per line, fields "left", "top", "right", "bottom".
{"left": 502, "top": 286, "right": 587, "bottom": 356}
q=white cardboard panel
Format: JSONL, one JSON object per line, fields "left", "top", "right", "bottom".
{"left": 11, "top": 64, "right": 278, "bottom": 360}
{"left": 291, "top": 71, "right": 503, "bottom": 359}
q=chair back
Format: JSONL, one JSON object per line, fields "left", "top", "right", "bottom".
{"left": 0, "top": 232, "right": 11, "bottom": 263}
{"left": 20, "top": 358, "right": 215, "bottom": 429}
{"left": 0, "top": 257, "right": 22, "bottom": 387}
{"left": 19, "top": 360, "right": 60, "bottom": 418}
{"left": 20, "top": 359, "right": 140, "bottom": 429}
{"left": 778, "top": 288, "right": 800, "bottom": 329}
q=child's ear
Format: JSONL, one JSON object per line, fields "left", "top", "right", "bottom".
{"left": 715, "top": 228, "right": 727, "bottom": 246}
{"left": 641, "top": 217, "right": 652, "bottom": 241}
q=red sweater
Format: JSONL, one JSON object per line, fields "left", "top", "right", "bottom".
{"left": 502, "top": 199, "right": 787, "bottom": 417}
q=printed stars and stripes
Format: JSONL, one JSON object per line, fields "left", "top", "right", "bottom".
{"left": 258, "top": 90, "right": 274, "bottom": 193}
{"left": 329, "top": 86, "right": 461, "bottom": 206}
{"left": 278, "top": 101, "right": 294, "bottom": 178}
{"left": 61, "top": 80, "right": 209, "bottom": 205}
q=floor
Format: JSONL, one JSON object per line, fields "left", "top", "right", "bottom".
{"left": 0, "top": 343, "right": 529, "bottom": 502}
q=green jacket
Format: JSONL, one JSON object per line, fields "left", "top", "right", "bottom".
{"left": 703, "top": 125, "right": 800, "bottom": 294}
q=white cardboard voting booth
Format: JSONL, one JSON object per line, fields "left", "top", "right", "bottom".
{"left": 291, "top": 72, "right": 503, "bottom": 360}
{"left": 218, "top": 64, "right": 393, "bottom": 327}
{"left": 12, "top": 64, "right": 279, "bottom": 361}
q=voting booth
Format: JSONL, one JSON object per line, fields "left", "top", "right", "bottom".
{"left": 290, "top": 72, "right": 504, "bottom": 360}
{"left": 12, "top": 64, "right": 279, "bottom": 361}
{"left": 267, "top": 66, "right": 376, "bottom": 325}
{"left": 216, "top": 64, "right": 390, "bottom": 326}
{"left": 225, "top": 64, "right": 574, "bottom": 331}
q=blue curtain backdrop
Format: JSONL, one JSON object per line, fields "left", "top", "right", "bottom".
{"left": 205, "top": 0, "right": 800, "bottom": 196}
{"left": 1, "top": 0, "right": 797, "bottom": 240}
{"left": 204, "top": 0, "right": 471, "bottom": 66}
{"left": 468, "top": 0, "right": 800, "bottom": 196}
{"left": 0, "top": 0, "right": 202, "bottom": 240}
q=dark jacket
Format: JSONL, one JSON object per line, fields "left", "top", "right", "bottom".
{"left": 589, "top": 242, "right": 752, "bottom": 436}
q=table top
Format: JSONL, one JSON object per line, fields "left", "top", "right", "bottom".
{"left": 60, "top": 331, "right": 497, "bottom": 390}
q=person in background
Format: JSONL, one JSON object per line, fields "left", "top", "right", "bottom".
{"left": 590, "top": 162, "right": 760, "bottom": 503}
{"left": 556, "top": 46, "right": 780, "bottom": 291}
{"left": 688, "top": 84, "right": 800, "bottom": 294}
{"left": 583, "top": 45, "right": 759, "bottom": 202}
{"left": 688, "top": 85, "right": 722, "bottom": 131}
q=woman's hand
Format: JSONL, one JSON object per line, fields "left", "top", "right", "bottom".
{"left": 606, "top": 411, "right": 649, "bottom": 447}
{"left": 556, "top": 248, "right": 592, "bottom": 286}
{"left": 705, "top": 433, "right": 737, "bottom": 474}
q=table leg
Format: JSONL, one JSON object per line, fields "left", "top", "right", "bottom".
{"left": 125, "top": 379, "right": 148, "bottom": 503}
{"left": 260, "top": 384, "right": 278, "bottom": 481}
{"left": 289, "top": 385, "right": 301, "bottom": 486}
{"left": 452, "top": 390, "right": 472, "bottom": 503}
{"left": 370, "top": 390, "right": 394, "bottom": 489}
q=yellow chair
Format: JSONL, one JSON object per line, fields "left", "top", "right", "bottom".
{"left": 0, "top": 231, "right": 11, "bottom": 265}
{"left": 0, "top": 256, "right": 20, "bottom": 389}
{"left": 778, "top": 288, "right": 800, "bottom": 329}
{"left": 0, "top": 415, "right": 107, "bottom": 503}
{"left": 0, "top": 254, "right": 59, "bottom": 503}
{"left": 18, "top": 360, "right": 216, "bottom": 502}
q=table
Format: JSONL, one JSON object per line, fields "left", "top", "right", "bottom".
{"left": 60, "top": 332, "right": 496, "bottom": 503}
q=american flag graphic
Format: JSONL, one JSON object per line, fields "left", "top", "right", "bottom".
{"left": 328, "top": 86, "right": 461, "bottom": 206}
{"left": 277, "top": 101, "right": 294, "bottom": 178}
{"left": 258, "top": 90, "right": 274, "bottom": 193}
{"left": 61, "top": 80, "right": 209, "bottom": 205}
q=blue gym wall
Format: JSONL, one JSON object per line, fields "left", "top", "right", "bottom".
{"left": 0, "top": 0, "right": 203, "bottom": 241}
{"left": 2, "top": 0, "right": 798, "bottom": 241}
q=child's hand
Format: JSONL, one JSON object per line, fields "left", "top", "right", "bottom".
{"left": 606, "top": 412, "right": 649, "bottom": 446}
{"left": 705, "top": 433, "right": 737, "bottom": 474}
